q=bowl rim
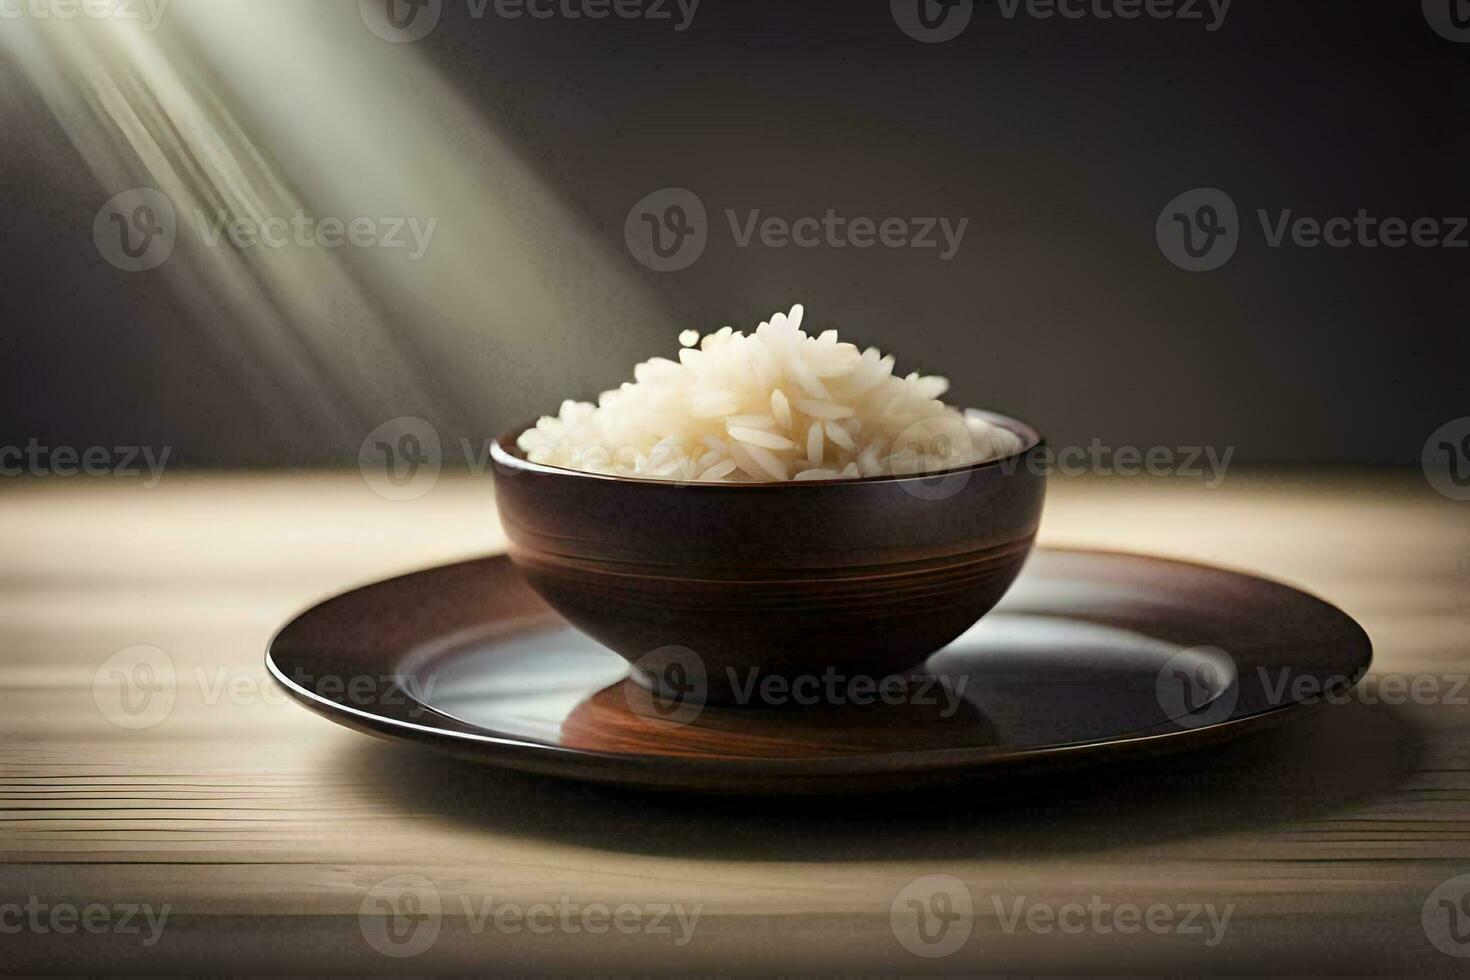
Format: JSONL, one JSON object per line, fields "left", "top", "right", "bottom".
{"left": 491, "top": 409, "right": 1044, "bottom": 489}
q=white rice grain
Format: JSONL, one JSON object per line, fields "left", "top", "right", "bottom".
{"left": 515, "top": 303, "right": 1023, "bottom": 483}
{"left": 770, "top": 389, "right": 792, "bottom": 430}
{"left": 698, "top": 459, "right": 739, "bottom": 481}
{"left": 806, "top": 420, "right": 824, "bottom": 467}
{"left": 794, "top": 399, "right": 855, "bottom": 420}
{"left": 728, "top": 426, "right": 798, "bottom": 452}
{"left": 824, "top": 420, "right": 857, "bottom": 452}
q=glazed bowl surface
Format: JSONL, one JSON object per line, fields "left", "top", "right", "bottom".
{"left": 490, "top": 413, "right": 1046, "bottom": 704}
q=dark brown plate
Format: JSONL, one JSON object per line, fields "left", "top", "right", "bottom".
{"left": 265, "top": 549, "right": 1371, "bottom": 795}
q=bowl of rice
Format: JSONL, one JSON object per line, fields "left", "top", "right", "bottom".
{"left": 491, "top": 304, "right": 1045, "bottom": 704}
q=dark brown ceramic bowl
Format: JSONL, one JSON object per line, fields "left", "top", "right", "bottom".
{"left": 490, "top": 412, "right": 1045, "bottom": 703}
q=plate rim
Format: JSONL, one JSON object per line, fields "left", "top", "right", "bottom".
{"left": 264, "top": 547, "right": 1373, "bottom": 786}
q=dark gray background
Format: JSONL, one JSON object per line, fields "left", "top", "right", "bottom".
{"left": 2, "top": 0, "right": 1465, "bottom": 465}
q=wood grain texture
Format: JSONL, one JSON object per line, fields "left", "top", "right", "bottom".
{"left": 1, "top": 469, "right": 1467, "bottom": 973}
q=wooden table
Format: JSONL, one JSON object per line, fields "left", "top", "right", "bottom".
{"left": 3, "top": 469, "right": 1467, "bottom": 973}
